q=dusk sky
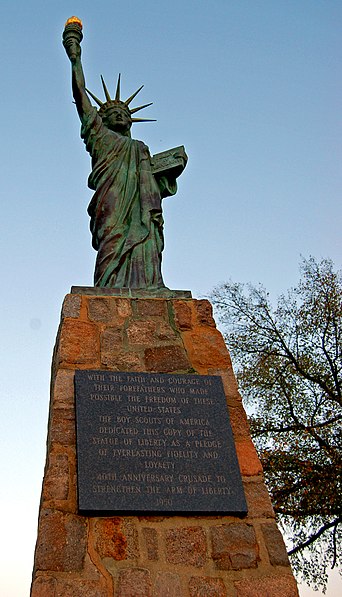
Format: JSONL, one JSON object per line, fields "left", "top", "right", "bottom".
{"left": 0, "top": 1, "right": 341, "bottom": 595}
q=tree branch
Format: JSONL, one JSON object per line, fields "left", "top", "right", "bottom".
{"left": 274, "top": 325, "right": 341, "bottom": 405}
{"left": 321, "top": 317, "right": 341, "bottom": 400}
{"left": 288, "top": 517, "right": 342, "bottom": 556}
{"left": 332, "top": 521, "right": 338, "bottom": 569}
{"left": 251, "top": 414, "right": 342, "bottom": 436}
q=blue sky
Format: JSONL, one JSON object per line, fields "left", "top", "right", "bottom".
{"left": 0, "top": 1, "right": 341, "bottom": 595}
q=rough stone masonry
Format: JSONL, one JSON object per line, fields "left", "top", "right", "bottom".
{"left": 31, "top": 294, "right": 298, "bottom": 596}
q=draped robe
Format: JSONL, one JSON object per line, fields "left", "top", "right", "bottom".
{"left": 81, "top": 107, "right": 177, "bottom": 288}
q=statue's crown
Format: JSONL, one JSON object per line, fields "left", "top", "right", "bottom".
{"left": 86, "top": 74, "right": 155, "bottom": 124}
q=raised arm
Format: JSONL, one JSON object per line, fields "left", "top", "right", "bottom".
{"left": 63, "top": 18, "right": 92, "bottom": 121}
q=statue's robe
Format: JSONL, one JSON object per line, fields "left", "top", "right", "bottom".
{"left": 81, "top": 108, "right": 176, "bottom": 288}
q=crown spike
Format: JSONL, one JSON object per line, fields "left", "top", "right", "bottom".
{"left": 85, "top": 88, "right": 104, "bottom": 107}
{"left": 115, "top": 73, "right": 121, "bottom": 100}
{"left": 130, "top": 102, "right": 153, "bottom": 114}
{"left": 101, "top": 75, "right": 112, "bottom": 102}
{"left": 131, "top": 117, "right": 156, "bottom": 122}
{"left": 125, "top": 85, "right": 144, "bottom": 106}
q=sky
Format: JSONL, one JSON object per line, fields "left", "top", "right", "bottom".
{"left": 0, "top": 1, "right": 341, "bottom": 595}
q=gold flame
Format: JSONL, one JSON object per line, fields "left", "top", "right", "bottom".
{"left": 65, "top": 16, "right": 83, "bottom": 29}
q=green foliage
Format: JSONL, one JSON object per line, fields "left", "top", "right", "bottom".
{"left": 211, "top": 257, "right": 341, "bottom": 592}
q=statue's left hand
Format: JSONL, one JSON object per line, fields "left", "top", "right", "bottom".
{"left": 64, "top": 40, "right": 81, "bottom": 62}
{"left": 63, "top": 37, "right": 81, "bottom": 63}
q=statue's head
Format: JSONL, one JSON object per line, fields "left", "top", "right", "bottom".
{"left": 100, "top": 102, "right": 132, "bottom": 135}
{"left": 86, "top": 74, "right": 155, "bottom": 136}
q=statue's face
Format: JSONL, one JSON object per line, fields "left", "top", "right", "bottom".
{"left": 103, "top": 106, "right": 132, "bottom": 134}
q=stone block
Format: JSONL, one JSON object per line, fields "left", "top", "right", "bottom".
{"left": 101, "top": 345, "right": 143, "bottom": 370}
{"left": 117, "top": 568, "right": 152, "bottom": 597}
{"left": 58, "top": 320, "right": 100, "bottom": 365}
{"left": 62, "top": 294, "right": 81, "bottom": 319}
{"left": 189, "top": 576, "right": 227, "bottom": 596}
{"left": 134, "top": 299, "right": 167, "bottom": 318}
{"left": 165, "top": 526, "right": 207, "bottom": 567}
{"left": 94, "top": 517, "right": 127, "bottom": 560}
{"left": 43, "top": 452, "right": 69, "bottom": 501}
{"left": 213, "top": 368, "right": 240, "bottom": 402}
{"left": 235, "top": 440, "right": 263, "bottom": 476}
{"left": 53, "top": 370, "right": 75, "bottom": 408}
{"left": 210, "top": 523, "right": 259, "bottom": 570}
{"left": 173, "top": 300, "right": 193, "bottom": 330}
{"left": 154, "top": 572, "right": 181, "bottom": 596}
{"left": 34, "top": 510, "right": 87, "bottom": 572}
{"left": 156, "top": 321, "right": 178, "bottom": 341}
{"left": 87, "top": 296, "right": 118, "bottom": 323}
{"left": 126, "top": 320, "right": 157, "bottom": 345}
{"left": 54, "top": 579, "right": 108, "bottom": 597}
{"left": 244, "top": 481, "right": 275, "bottom": 518}
{"left": 116, "top": 298, "right": 132, "bottom": 318}
{"left": 124, "top": 520, "right": 140, "bottom": 559}
{"left": 234, "top": 575, "right": 299, "bottom": 596}
{"left": 49, "top": 407, "right": 75, "bottom": 446}
{"left": 181, "top": 328, "right": 231, "bottom": 372}
{"left": 226, "top": 405, "right": 250, "bottom": 439}
{"left": 142, "top": 527, "right": 158, "bottom": 560}
{"left": 100, "top": 326, "right": 124, "bottom": 361}
{"left": 262, "top": 522, "right": 290, "bottom": 567}
{"left": 31, "top": 575, "right": 57, "bottom": 597}
{"left": 144, "top": 345, "right": 190, "bottom": 372}
{"left": 195, "top": 300, "right": 216, "bottom": 327}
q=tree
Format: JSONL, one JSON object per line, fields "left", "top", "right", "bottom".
{"left": 210, "top": 257, "right": 341, "bottom": 592}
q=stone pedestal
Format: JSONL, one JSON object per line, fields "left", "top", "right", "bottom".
{"left": 31, "top": 293, "right": 298, "bottom": 596}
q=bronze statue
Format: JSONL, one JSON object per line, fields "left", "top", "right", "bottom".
{"left": 63, "top": 17, "right": 187, "bottom": 289}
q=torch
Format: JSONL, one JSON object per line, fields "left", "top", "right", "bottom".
{"left": 63, "top": 16, "right": 83, "bottom": 60}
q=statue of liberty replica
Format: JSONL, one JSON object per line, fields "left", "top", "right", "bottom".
{"left": 63, "top": 17, "right": 187, "bottom": 289}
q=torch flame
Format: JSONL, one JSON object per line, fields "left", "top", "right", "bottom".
{"left": 65, "top": 16, "right": 83, "bottom": 29}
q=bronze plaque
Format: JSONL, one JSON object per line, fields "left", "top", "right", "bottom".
{"left": 75, "top": 371, "right": 247, "bottom": 514}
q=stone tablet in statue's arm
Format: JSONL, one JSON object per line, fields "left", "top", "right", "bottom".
{"left": 152, "top": 145, "right": 188, "bottom": 179}
{"left": 152, "top": 146, "right": 187, "bottom": 199}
